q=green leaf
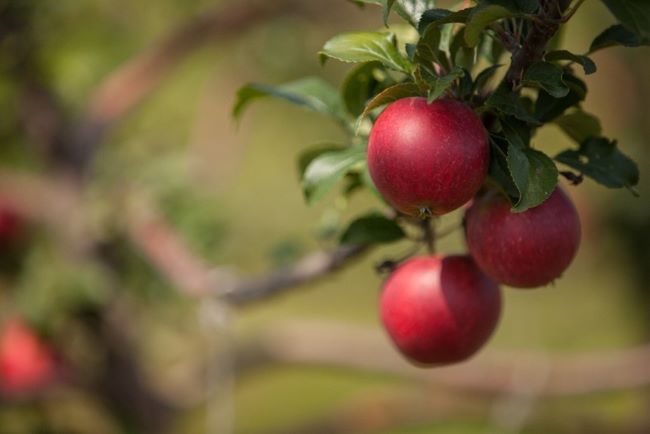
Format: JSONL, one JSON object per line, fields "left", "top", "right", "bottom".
{"left": 599, "top": 0, "right": 650, "bottom": 40}
{"left": 534, "top": 74, "right": 586, "bottom": 122}
{"left": 450, "top": 28, "right": 476, "bottom": 71}
{"left": 233, "top": 78, "right": 345, "bottom": 122}
{"left": 507, "top": 145, "right": 558, "bottom": 212}
{"left": 360, "top": 82, "right": 421, "bottom": 119}
{"left": 545, "top": 50, "right": 597, "bottom": 75}
{"left": 320, "top": 32, "right": 413, "bottom": 74}
{"left": 303, "top": 146, "right": 367, "bottom": 205}
{"left": 464, "top": 5, "right": 513, "bottom": 47}
{"left": 394, "top": 0, "right": 438, "bottom": 26}
{"left": 427, "top": 66, "right": 464, "bottom": 102}
{"left": 351, "top": 0, "right": 437, "bottom": 26}
{"left": 488, "top": 135, "right": 519, "bottom": 198}
{"left": 340, "top": 212, "right": 405, "bottom": 245}
{"left": 555, "top": 137, "right": 639, "bottom": 193}
{"left": 487, "top": 83, "right": 540, "bottom": 124}
{"left": 589, "top": 24, "right": 650, "bottom": 53}
{"left": 554, "top": 110, "right": 602, "bottom": 143}
{"left": 521, "top": 61, "right": 569, "bottom": 98}
{"left": 414, "top": 20, "right": 449, "bottom": 73}
{"left": 360, "top": 161, "right": 383, "bottom": 200}
{"left": 341, "top": 62, "right": 384, "bottom": 117}
{"left": 297, "top": 144, "right": 346, "bottom": 177}
{"left": 385, "top": 0, "right": 397, "bottom": 25}
{"left": 457, "top": 68, "right": 474, "bottom": 98}
{"left": 500, "top": 116, "right": 531, "bottom": 149}
{"left": 418, "top": 8, "right": 473, "bottom": 33}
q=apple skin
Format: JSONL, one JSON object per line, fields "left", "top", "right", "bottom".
{"left": 0, "top": 203, "right": 24, "bottom": 248}
{"left": 380, "top": 255, "right": 501, "bottom": 365}
{"left": 465, "top": 187, "right": 581, "bottom": 288}
{"left": 368, "top": 97, "right": 489, "bottom": 216}
{"left": 0, "top": 319, "right": 56, "bottom": 394}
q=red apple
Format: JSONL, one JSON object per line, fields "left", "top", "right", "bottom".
{"left": 465, "top": 187, "right": 581, "bottom": 288}
{"left": 0, "top": 319, "right": 56, "bottom": 394}
{"left": 0, "top": 201, "right": 24, "bottom": 248}
{"left": 380, "top": 255, "right": 501, "bottom": 365}
{"left": 368, "top": 97, "right": 489, "bottom": 216}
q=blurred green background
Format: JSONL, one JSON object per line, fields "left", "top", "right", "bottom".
{"left": 0, "top": 0, "right": 648, "bottom": 433}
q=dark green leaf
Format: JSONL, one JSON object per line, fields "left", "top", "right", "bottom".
{"left": 450, "top": 28, "right": 476, "bottom": 71}
{"left": 500, "top": 116, "right": 531, "bottom": 149}
{"left": 340, "top": 213, "right": 405, "bottom": 245}
{"left": 418, "top": 8, "right": 473, "bottom": 33}
{"left": 507, "top": 145, "right": 558, "bottom": 212}
{"left": 487, "top": 83, "right": 540, "bottom": 124}
{"left": 233, "top": 78, "right": 345, "bottom": 122}
{"left": 427, "top": 66, "right": 464, "bottom": 102}
{"left": 360, "top": 82, "right": 421, "bottom": 119}
{"left": 599, "top": 0, "right": 650, "bottom": 40}
{"left": 488, "top": 135, "right": 519, "bottom": 198}
{"left": 534, "top": 74, "right": 586, "bottom": 122}
{"left": 303, "top": 147, "right": 367, "bottom": 205}
{"left": 589, "top": 24, "right": 650, "bottom": 53}
{"left": 554, "top": 110, "right": 602, "bottom": 143}
{"left": 521, "top": 61, "right": 569, "bottom": 98}
{"left": 464, "top": 5, "right": 514, "bottom": 47}
{"left": 341, "top": 62, "right": 383, "bottom": 117}
{"left": 297, "top": 144, "right": 346, "bottom": 177}
{"left": 457, "top": 68, "right": 474, "bottom": 98}
{"left": 555, "top": 137, "right": 639, "bottom": 193}
{"left": 320, "top": 32, "right": 413, "bottom": 74}
{"left": 545, "top": 50, "right": 597, "bottom": 75}
{"left": 414, "top": 22, "right": 448, "bottom": 74}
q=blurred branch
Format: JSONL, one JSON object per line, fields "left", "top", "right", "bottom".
{"left": 72, "top": 0, "right": 312, "bottom": 173}
{"left": 219, "top": 244, "right": 369, "bottom": 305}
{"left": 0, "top": 171, "right": 370, "bottom": 305}
{"left": 276, "top": 391, "right": 484, "bottom": 434}
{"left": 125, "top": 193, "right": 370, "bottom": 303}
{"left": 239, "top": 322, "right": 650, "bottom": 397}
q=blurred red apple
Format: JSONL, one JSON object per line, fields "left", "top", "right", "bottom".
{"left": 368, "top": 97, "right": 489, "bottom": 216}
{"left": 0, "top": 201, "right": 24, "bottom": 248}
{"left": 0, "top": 318, "right": 56, "bottom": 394}
{"left": 380, "top": 255, "right": 501, "bottom": 365}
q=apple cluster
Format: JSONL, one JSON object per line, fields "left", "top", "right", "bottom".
{"left": 369, "top": 97, "right": 581, "bottom": 366}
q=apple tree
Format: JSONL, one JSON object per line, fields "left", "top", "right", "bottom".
{"left": 235, "top": 0, "right": 644, "bottom": 364}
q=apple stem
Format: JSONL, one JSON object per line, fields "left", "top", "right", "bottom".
{"left": 420, "top": 218, "right": 435, "bottom": 254}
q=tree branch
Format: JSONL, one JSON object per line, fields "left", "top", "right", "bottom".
{"left": 125, "top": 193, "right": 370, "bottom": 303}
{"left": 221, "top": 244, "right": 369, "bottom": 305}
{"left": 69, "top": 0, "right": 313, "bottom": 175}
{"left": 505, "top": 0, "right": 572, "bottom": 85}
{"left": 242, "top": 322, "right": 650, "bottom": 397}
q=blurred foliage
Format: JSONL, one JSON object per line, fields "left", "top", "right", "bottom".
{"left": 0, "top": 0, "right": 648, "bottom": 433}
